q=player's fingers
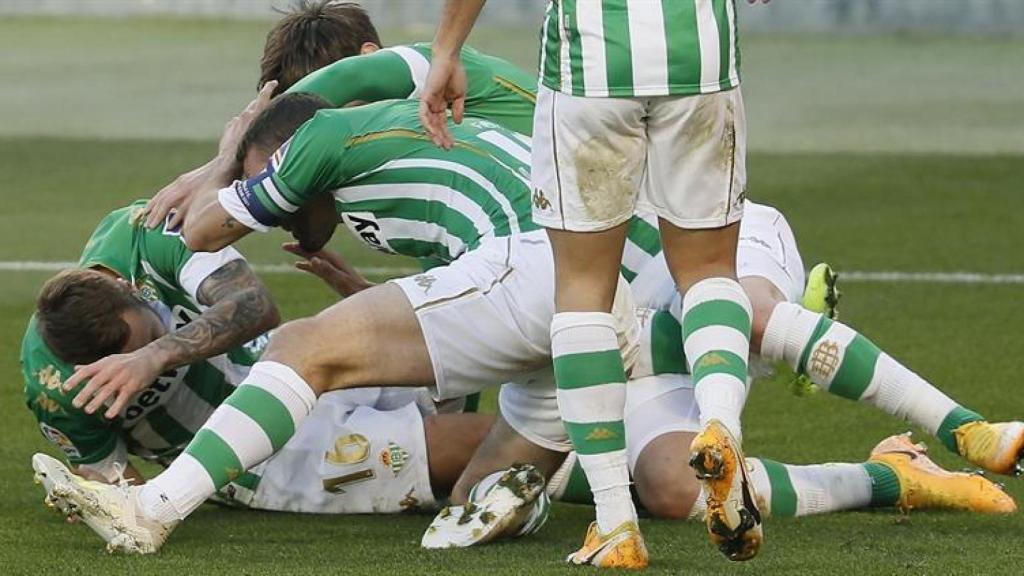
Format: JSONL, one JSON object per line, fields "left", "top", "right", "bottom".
{"left": 105, "top": 387, "right": 133, "bottom": 420}
{"left": 83, "top": 375, "right": 120, "bottom": 415}
{"left": 64, "top": 362, "right": 101, "bottom": 394}
{"left": 294, "top": 261, "right": 316, "bottom": 274}
{"left": 145, "top": 197, "right": 169, "bottom": 228}
{"left": 282, "top": 242, "right": 312, "bottom": 258}
{"left": 452, "top": 97, "right": 465, "bottom": 126}
{"left": 258, "top": 80, "right": 278, "bottom": 105}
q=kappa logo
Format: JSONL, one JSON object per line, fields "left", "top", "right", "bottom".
{"left": 532, "top": 188, "right": 551, "bottom": 211}
{"left": 399, "top": 488, "right": 421, "bottom": 512}
{"left": 36, "top": 365, "right": 64, "bottom": 393}
{"left": 809, "top": 340, "right": 841, "bottom": 380}
{"left": 33, "top": 393, "right": 65, "bottom": 416}
{"left": 585, "top": 427, "right": 618, "bottom": 442}
{"left": 697, "top": 352, "right": 731, "bottom": 370}
{"left": 414, "top": 274, "right": 436, "bottom": 294}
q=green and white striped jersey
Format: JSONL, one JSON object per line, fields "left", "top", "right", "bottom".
{"left": 230, "top": 100, "right": 539, "bottom": 263}
{"left": 21, "top": 202, "right": 264, "bottom": 466}
{"left": 540, "top": 0, "right": 741, "bottom": 97}
{"left": 289, "top": 43, "right": 538, "bottom": 136}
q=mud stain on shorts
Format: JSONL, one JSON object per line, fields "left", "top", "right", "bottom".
{"left": 683, "top": 95, "right": 736, "bottom": 176}
{"left": 573, "top": 136, "right": 642, "bottom": 222}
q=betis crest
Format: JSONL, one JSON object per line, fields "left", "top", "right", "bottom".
{"left": 380, "top": 441, "right": 409, "bottom": 476}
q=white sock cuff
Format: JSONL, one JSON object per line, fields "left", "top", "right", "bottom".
{"left": 249, "top": 361, "right": 317, "bottom": 413}
{"left": 576, "top": 450, "right": 631, "bottom": 492}
{"left": 683, "top": 276, "right": 752, "bottom": 317}
{"left": 551, "top": 312, "right": 619, "bottom": 356}
{"left": 761, "top": 301, "right": 820, "bottom": 369}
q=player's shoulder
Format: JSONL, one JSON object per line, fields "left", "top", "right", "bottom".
{"left": 21, "top": 316, "right": 78, "bottom": 418}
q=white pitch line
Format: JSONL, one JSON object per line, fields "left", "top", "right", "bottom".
{"left": 0, "top": 261, "right": 420, "bottom": 276}
{"left": 839, "top": 271, "right": 1024, "bottom": 285}
{"left": 2, "top": 261, "right": 1023, "bottom": 284}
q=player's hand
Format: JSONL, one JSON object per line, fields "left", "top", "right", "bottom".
{"left": 282, "top": 242, "right": 375, "bottom": 297}
{"left": 218, "top": 80, "right": 278, "bottom": 159}
{"left": 419, "top": 52, "right": 467, "bottom": 150}
{"left": 144, "top": 164, "right": 208, "bottom": 230}
{"left": 63, "top": 351, "right": 165, "bottom": 419}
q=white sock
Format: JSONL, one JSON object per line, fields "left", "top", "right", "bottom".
{"left": 682, "top": 277, "right": 752, "bottom": 438}
{"left": 141, "top": 361, "right": 316, "bottom": 522}
{"left": 746, "top": 458, "right": 872, "bottom": 517}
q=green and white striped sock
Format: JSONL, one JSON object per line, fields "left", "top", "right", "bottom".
{"left": 761, "top": 302, "right": 985, "bottom": 453}
{"left": 682, "top": 278, "right": 752, "bottom": 438}
{"left": 744, "top": 458, "right": 899, "bottom": 517}
{"left": 142, "top": 361, "right": 316, "bottom": 522}
{"left": 690, "top": 458, "right": 899, "bottom": 519}
{"left": 552, "top": 312, "right": 635, "bottom": 533}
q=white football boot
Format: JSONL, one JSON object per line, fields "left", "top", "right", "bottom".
{"left": 421, "top": 463, "right": 547, "bottom": 549}
{"left": 32, "top": 453, "right": 177, "bottom": 554}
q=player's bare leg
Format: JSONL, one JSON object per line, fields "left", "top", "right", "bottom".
{"left": 547, "top": 224, "right": 648, "bottom": 569}
{"left": 422, "top": 415, "right": 564, "bottom": 549}
{"left": 424, "top": 413, "right": 497, "bottom": 498}
{"left": 42, "top": 283, "right": 437, "bottom": 553}
{"left": 659, "top": 219, "right": 762, "bottom": 561}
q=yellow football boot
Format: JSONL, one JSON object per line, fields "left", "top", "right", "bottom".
{"left": 802, "top": 263, "right": 840, "bottom": 319}
{"left": 769, "top": 262, "right": 841, "bottom": 397}
{"left": 868, "top": 434, "right": 1017, "bottom": 514}
{"left": 953, "top": 421, "right": 1024, "bottom": 476}
{"left": 689, "top": 420, "right": 763, "bottom": 561}
{"left": 566, "top": 521, "right": 648, "bottom": 570}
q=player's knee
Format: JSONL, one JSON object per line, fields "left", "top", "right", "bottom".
{"left": 262, "top": 317, "right": 338, "bottom": 393}
{"left": 632, "top": 432, "right": 702, "bottom": 519}
{"left": 637, "top": 476, "right": 700, "bottom": 519}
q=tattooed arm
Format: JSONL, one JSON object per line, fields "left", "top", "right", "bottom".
{"left": 155, "top": 259, "right": 279, "bottom": 366}
{"left": 65, "top": 260, "right": 280, "bottom": 418}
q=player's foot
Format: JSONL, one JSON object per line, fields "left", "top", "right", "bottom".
{"left": 32, "top": 453, "right": 176, "bottom": 554}
{"left": 566, "top": 521, "right": 649, "bottom": 570}
{"left": 802, "top": 262, "right": 840, "bottom": 319}
{"left": 421, "top": 463, "right": 547, "bottom": 549}
{"left": 869, "top": 434, "right": 1017, "bottom": 514}
{"left": 774, "top": 262, "right": 841, "bottom": 396}
{"left": 689, "top": 420, "right": 763, "bottom": 562}
{"left": 953, "top": 421, "right": 1024, "bottom": 476}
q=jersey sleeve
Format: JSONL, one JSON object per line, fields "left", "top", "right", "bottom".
{"left": 287, "top": 47, "right": 419, "bottom": 105}
{"left": 225, "top": 112, "right": 349, "bottom": 229}
{"left": 137, "top": 216, "right": 244, "bottom": 302}
{"left": 22, "top": 323, "right": 120, "bottom": 465}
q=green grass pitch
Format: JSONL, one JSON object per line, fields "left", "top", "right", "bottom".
{"left": 1, "top": 16, "right": 1023, "bottom": 576}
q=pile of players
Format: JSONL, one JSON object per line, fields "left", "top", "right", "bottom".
{"left": 25, "top": 1, "right": 1023, "bottom": 569}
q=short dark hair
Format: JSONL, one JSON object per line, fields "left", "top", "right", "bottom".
{"left": 236, "top": 92, "right": 333, "bottom": 165}
{"left": 261, "top": 1, "right": 382, "bottom": 95}
{"left": 35, "top": 269, "right": 144, "bottom": 366}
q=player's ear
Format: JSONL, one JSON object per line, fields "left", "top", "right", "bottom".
{"left": 359, "top": 42, "right": 380, "bottom": 55}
